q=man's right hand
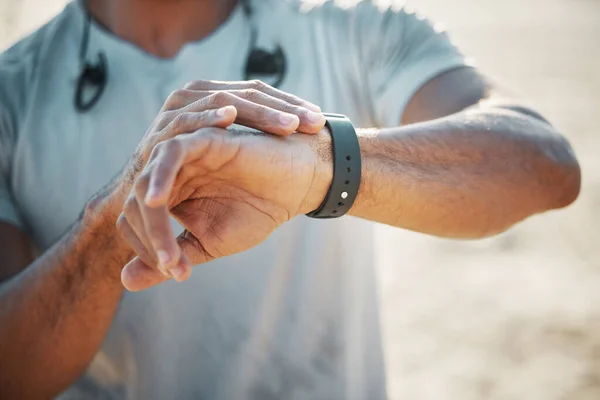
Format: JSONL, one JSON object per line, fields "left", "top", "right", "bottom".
{"left": 97, "top": 80, "right": 326, "bottom": 225}
{"left": 103, "top": 80, "right": 325, "bottom": 280}
{"left": 119, "top": 79, "right": 325, "bottom": 191}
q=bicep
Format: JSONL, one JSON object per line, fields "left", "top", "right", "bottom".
{"left": 0, "top": 222, "right": 34, "bottom": 283}
{"left": 401, "top": 66, "right": 490, "bottom": 125}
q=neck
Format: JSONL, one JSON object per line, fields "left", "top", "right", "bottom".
{"left": 85, "top": 0, "right": 240, "bottom": 58}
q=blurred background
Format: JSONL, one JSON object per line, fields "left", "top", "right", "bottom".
{"left": 1, "top": 0, "right": 598, "bottom": 399}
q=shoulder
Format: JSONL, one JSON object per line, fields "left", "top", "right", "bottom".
{"left": 0, "top": 2, "right": 78, "bottom": 125}
{"left": 264, "top": 0, "right": 400, "bottom": 24}
{"left": 261, "top": 0, "right": 418, "bottom": 49}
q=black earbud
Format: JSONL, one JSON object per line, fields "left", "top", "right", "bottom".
{"left": 241, "top": 0, "right": 287, "bottom": 87}
{"left": 74, "top": 14, "right": 108, "bottom": 113}
{"left": 74, "top": 52, "right": 108, "bottom": 112}
{"left": 244, "top": 45, "right": 286, "bottom": 88}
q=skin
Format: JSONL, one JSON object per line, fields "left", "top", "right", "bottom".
{"left": 0, "top": 0, "right": 581, "bottom": 397}
{"left": 118, "top": 72, "right": 580, "bottom": 290}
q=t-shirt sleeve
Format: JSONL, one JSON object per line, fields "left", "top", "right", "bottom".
{"left": 0, "top": 50, "right": 29, "bottom": 230}
{"left": 352, "top": 2, "right": 471, "bottom": 126}
{"left": 0, "top": 121, "right": 23, "bottom": 229}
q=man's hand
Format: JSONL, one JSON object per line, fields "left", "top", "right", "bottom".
{"left": 115, "top": 80, "right": 326, "bottom": 202}
{"left": 117, "top": 125, "right": 333, "bottom": 291}
{"left": 104, "top": 79, "right": 327, "bottom": 271}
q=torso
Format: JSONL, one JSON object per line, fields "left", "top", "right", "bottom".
{"left": 7, "top": 2, "right": 385, "bottom": 398}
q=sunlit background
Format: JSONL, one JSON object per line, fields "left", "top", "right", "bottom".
{"left": 1, "top": 0, "right": 599, "bottom": 399}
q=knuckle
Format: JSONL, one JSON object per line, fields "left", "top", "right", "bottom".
{"left": 279, "top": 103, "right": 299, "bottom": 115}
{"left": 242, "top": 88, "right": 262, "bottom": 102}
{"left": 208, "top": 91, "right": 232, "bottom": 107}
{"left": 183, "top": 80, "right": 205, "bottom": 90}
{"left": 150, "top": 140, "right": 166, "bottom": 159}
{"left": 163, "top": 138, "right": 183, "bottom": 157}
{"left": 123, "top": 195, "right": 138, "bottom": 216}
{"left": 249, "top": 79, "right": 266, "bottom": 90}
{"left": 156, "top": 111, "right": 175, "bottom": 131}
{"left": 170, "top": 112, "right": 191, "bottom": 133}
{"left": 164, "top": 89, "right": 186, "bottom": 110}
{"left": 134, "top": 170, "right": 150, "bottom": 195}
{"left": 254, "top": 106, "right": 270, "bottom": 122}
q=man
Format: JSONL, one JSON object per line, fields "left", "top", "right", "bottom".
{"left": 0, "top": 0, "right": 580, "bottom": 398}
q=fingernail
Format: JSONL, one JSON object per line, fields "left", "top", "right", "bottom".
{"left": 302, "top": 102, "right": 321, "bottom": 112}
{"left": 169, "top": 265, "right": 187, "bottom": 281}
{"left": 157, "top": 250, "right": 171, "bottom": 267}
{"left": 307, "top": 111, "right": 325, "bottom": 124}
{"left": 279, "top": 113, "right": 296, "bottom": 126}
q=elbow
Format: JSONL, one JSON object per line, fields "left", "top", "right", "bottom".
{"left": 543, "top": 140, "right": 581, "bottom": 210}
{"left": 552, "top": 162, "right": 581, "bottom": 209}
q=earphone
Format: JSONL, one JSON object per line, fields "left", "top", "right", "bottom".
{"left": 240, "top": 0, "right": 287, "bottom": 88}
{"left": 75, "top": 0, "right": 288, "bottom": 113}
{"left": 74, "top": 13, "right": 108, "bottom": 112}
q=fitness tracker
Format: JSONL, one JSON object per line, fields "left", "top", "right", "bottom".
{"left": 306, "top": 113, "right": 362, "bottom": 219}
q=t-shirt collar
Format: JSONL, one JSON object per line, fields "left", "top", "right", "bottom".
{"left": 70, "top": 0, "right": 248, "bottom": 70}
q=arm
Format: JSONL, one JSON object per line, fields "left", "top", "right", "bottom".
{"left": 0, "top": 184, "right": 130, "bottom": 398}
{"left": 0, "top": 81, "right": 325, "bottom": 397}
{"left": 117, "top": 71, "right": 580, "bottom": 291}
{"left": 349, "top": 67, "right": 580, "bottom": 238}
{"left": 337, "top": 4, "right": 579, "bottom": 236}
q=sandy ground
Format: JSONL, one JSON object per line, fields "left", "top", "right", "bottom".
{"left": 1, "top": 0, "right": 599, "bottom": 399}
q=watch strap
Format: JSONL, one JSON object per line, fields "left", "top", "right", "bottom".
{"left": 306, "top": 113, "right": 361, "bottom": 219}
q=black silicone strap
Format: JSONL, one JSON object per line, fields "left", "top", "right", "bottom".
{"left": 306, "top": 113, "right": 361, "bottom": 219}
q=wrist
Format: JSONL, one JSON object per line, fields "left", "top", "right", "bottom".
{"left": 83, "top": 180, "right": 128, "bottom": 228}
{"left": 300, "top": 127, "right": 334, "bottom": 214}
{"left": 81, "top": 180, "right": 135, "bottom": 278}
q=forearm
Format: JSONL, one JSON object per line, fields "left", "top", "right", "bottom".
{"left": 0, "top": 183, "right": 133, "bottom": 397}
{"left": 349, "top": 107, "right": 580, "bottom": 238}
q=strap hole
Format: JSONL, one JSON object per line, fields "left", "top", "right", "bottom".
{"left": 346, "top": 167, "right": 351, "bottom": 173}
{"left": 338, "top": 202, "right": 344, "bottom": 206}
{"left": 345, "top": 180, "right": 349, "bottom": 185}
{"left": 332, "top": 210, "right": 338, "bottom": 214}
{"left": 346, "top": 155, "right": 351, "bottom": 161}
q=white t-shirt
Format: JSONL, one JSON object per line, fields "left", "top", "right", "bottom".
{"left": 0, "top": 0, "right": 467, "bottom": 398}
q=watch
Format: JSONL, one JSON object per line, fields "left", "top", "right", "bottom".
{"left": 306, "top": 113, "right": 361, "bottom": 219}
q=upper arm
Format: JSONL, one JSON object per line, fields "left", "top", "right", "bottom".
{"left": 402, "top": 66, "right": 552, "bottom": 125}
{"left": 350, "top": 2, "right": 474, "bottom": 126}
{"left": 402, "top": 66, "right": 489, "bottom": 125}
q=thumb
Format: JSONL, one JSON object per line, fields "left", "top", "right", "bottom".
{"left": 121, "top": 255, "right": 191, "bottom": 291}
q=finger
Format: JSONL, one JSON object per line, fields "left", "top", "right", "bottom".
{"left": 219, "top": 89, "right": 325, "bottom": 134}
{"left": 156, "top": 106, "right": 237, "bottom": 139}
{"left": 116, "top": 213, "right": 157, "bottom": 268}
{"left": 185, "top": 92, "right": 300, "bottom": 136}
{"left": 183, "top": 79, "right": 322, "bottom": 112}
{"left": 122, "top": 193, "right": 161, "bottom": 270}
{"left": 135, "top": 142, "right": 188, "bottom": 274}
{"left": 143, "top": 135, "right": 192, "bottom": 208}
{"left": 122, "top": 257, "right": 168, "bottom": 291}
{"left": 121, "top": 253, "right": 192, "bottom": 292}
{"left": 176, "top": 90, "right": 324, "bottom": 134}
